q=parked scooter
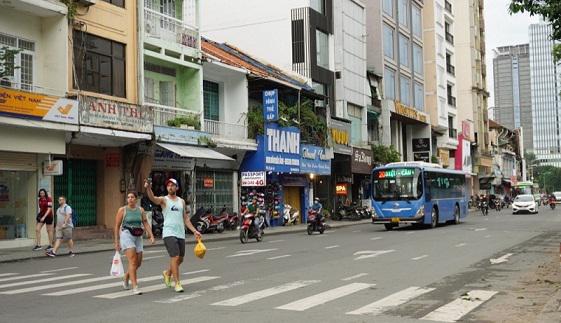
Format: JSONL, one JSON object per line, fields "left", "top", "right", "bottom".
{"left": 239, "top": 212, "right": 265, "bottom": 243}
{"left": 307, "top": 209, "right": 325, "bottom": 235}
{"left": 283, "top": 204, "right": 299, "bottom": 226}
{"left": 151, "top": 207, "right": 164, "bottom": 238}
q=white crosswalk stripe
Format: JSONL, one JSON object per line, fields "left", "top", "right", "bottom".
{"left": 0, "top": 276, "right": 120, "bottom": 295}
{"left": 0, "top": 274, "right": 89, "bottom": 289}
{"left": 347, "top": 286, "right": 435, "bottom": 315}
{"left": 94, "top": 276, "right": 221, "bottom": 299}
{"left": 212, "top": 280, "right": 320, "bottom": 306}
{"left": 421, "top": 290, "right": 498, "bottom": 322}
{"left": 277, "top": 283, "right": 374, "bottom": 311}
{"left": 0, "top": 273, "right": 18, "bottom": 278}
{"left": 0, "top": 273, "right": 52, "bottom": 283}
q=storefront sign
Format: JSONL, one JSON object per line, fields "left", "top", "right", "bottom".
{"left": 80, "top": 96, "right": 153, "bottom": 133}
{"left": 203, "top": 177, "right": 214, "bottom": 188}
{"left": 263, "top": 89, "right": 278, "bottom": 122}
{"left": 413, "top": 152, "right": 430, "bottom": 162}
{"left": 105, "top": 152, "right": 121, "bottom": 168}
{"left": 153, "top": 146, "right": 195, "bottom": 170}
{"left": 265, "top": 123, "right": 300, "bottom": 173}
{"left": 351, "top": 147, "right": 373, "bottom": 174}
{"left": 330, "top": 119, "right": 352, "bottom": 155}
{"left": 438, "top": 148, "right": 450, "bottom": 167}
{"left": 335, "top": 183, "right": 348, "bottom": 195}
{"left": 300, "top": 144, "right": 331, "bottom": 175}
{"left": 412, "top": 138, "right": 430, "bottom": 152}
{"left": 43, "top": 160, "right": 63, "bottom": 176}
{"left": 241, "top": 171, "right": 266, "bottom": 187}
{"left": 154, "top": 126, "right": 208, "bottom": 146}
{"left": 394, "top": 101, "right": 428, "bottom": 123}
{"left": 455, "top": 135, "right": 472, "bottom": 172}
{"left": 0, "top": 87, "right": 78, "bottom": 124}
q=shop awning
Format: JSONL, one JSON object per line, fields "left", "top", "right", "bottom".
{"left": 157, "top": 143, "right": 234, "bottom": 161}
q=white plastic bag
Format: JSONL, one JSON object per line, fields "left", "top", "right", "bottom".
{"left": 110, "top": 251, "right": 124, "bottom": 277}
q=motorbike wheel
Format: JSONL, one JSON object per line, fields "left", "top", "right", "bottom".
{"left": 240, "top": 229, "right": 248, "bottom": 244}
{"left": 217, "top": 224, "right": 225, "bottom": 233}
{"left": 319, "top": 226, "right": 325, "bottom": 234}
{"left": 307, "top": 225, "right": 313, "bottom": 235}
{"left": 256, "top": 231, "right": 263, "bottom": 242}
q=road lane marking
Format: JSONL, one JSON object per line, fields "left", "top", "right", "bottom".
{"left": 490, "top": 253, "right": 513, "bottom": 264}
{"left": 277, "top": 283, "right": 374, "bottom": 311}
{"left": 155, "top": 280, "right": 246, "bottom": 304}
{"left": 206, "top": 247, "right": 226, "bottom": 251}
{"left": 484, "top": 235, "right": 492, "bottom": 238}
{"left": 0, "top": 273, "right": 17, "bottom": 278}
{"left": 144, "top": 250, "right": 167, "bottom": 254}
{"left": 455, "top": 243, "right": 467, "bottom": 247}
{"left": 212, "top": 280, "right": 320, "bottom": 306}
{"left": 406, "top": 232, "right": 415, "bottom": 235}
{"left": 421, "top": 290, "right": 498, "bottom": 322}
{"left": 1, "top": 276, "right": 119, "bottom": 294}
{"left": 227, "top": 249, "right": 278, "bottom": 258}
{"left": 0, "top": 273, "right": 52, "bottom": 283}
{"left": 44, "top": 270, "right": 209, "bottom": 296}
{"left": 341, "top": 273, "right": 368, "bottom": 281}
{"left": 143, "top": 255, "right": 165, "bottom": 260}
{"left": 347, "top": 286, "right": 435, "bottom": 315}
{"left": 268, "top": 240, "right": 285, "bottom": 243}
{"left": 95, "top": 276, "right": 220, "bottom": 299}
{"left": 41, "top": 267, "right": 79, "bottom": 273}
{"left": 353, "top": 250, "right": 395, "bottom": 261}
{"left": 370, "top": 237, "right": 383, "bottom": 241}
{"left": 325, "top": 245, "right": 340, "bottom": 249}
{"left": 267, "top": 255, "right": 291, "bottom": 260}
{"left": 352, "top": 230, "right": 361, "bottom": 233}
{"left": 0, "top": 274, "right": 88, "bottom": 289}
{"left": 412, "top": 255, "right": 429, "bottom": 261}
{"left": 474, "top": 228, "right": 487, "bottom": 231}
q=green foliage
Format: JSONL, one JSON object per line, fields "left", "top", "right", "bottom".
{"left": 371, "top": 144, "right": 401, "bottom": 166}
{"left": 198, "top": 136, "right": 217, "bottom": 148}
{"left": 247, "top": 104, "right": 265, "bottom": 138}
{"left": 510, "top": 0, "right": 561, "bottom": 62}
{"left": 60, "top": 0, "right": 78, "bottom": 20}
{"left": 534, "top": 166, "right": 561, "bottom": 193}
{"left": 166, "top": 114, "right": 201, "bottom": 130}
{"left": 431, "top": 155, "right": 439, "bottom": 164}
{"left": 0, "top": 46, "right": 21, "bottom": 80}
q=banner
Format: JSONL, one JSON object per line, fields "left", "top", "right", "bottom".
{"left": 80, "top": 96, "right": 153, "bottom": 133}
{"left": 330, "top": 118, "right": 352, "bottom": 155}
{"left": 264, "top": 123, "right": 300, "bottom": 173}
{"left": 241, "top": 171, "right": 266, "bottom": 187}
{"left": 263, "top": 89, "right": 278, "bottom": 122}
{"left": 0, "top": 87, "right": 78, "bottom": 124}
{"left": 351, "top": 147, "right": 373, "bottom": 174}
{"left": 300, "top": 144, "right": 331, "bottom": 175}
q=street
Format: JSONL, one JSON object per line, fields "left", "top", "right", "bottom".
{"left": 0, "top": 207, "right": 560, "bottom": 323}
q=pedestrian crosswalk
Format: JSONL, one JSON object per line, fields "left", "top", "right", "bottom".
{"left": 0, "top": 270, "right": 498, "bottom": 322}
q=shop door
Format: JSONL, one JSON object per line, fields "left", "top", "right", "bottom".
{"left": 284, "top": 187, "right": 301, "bottom": 223}
{"left": 54, "top": 159, "right": 97, "bottom": 227}
{"left": 195, "top": 170, "right": 233, "bottom": 212}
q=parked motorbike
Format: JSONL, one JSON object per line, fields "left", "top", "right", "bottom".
{"left": 283, "top": 204, "right": 299, "bottom": 226}
{"left": 190, "top": 207, "right": 208, "bottom": 233}
{"left": 307, "top": 209, "right": 325, "bottom": 235}
{"left": 239, "top": 212, "right": 265, "bottom": 243}
{"left": 151, "top": 207, "right": 164, "bottom": 238}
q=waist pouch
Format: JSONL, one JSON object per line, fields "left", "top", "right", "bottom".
{"left": 123, "top": 225, "right": 144, "bottom": 237}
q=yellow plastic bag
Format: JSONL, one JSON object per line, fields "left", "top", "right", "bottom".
{"left": 194, "top": 238, "right": 206, "bottom": 259}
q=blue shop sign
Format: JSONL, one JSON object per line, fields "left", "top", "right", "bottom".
{"left": 263, "top": 89, "right": 278, "bottom": 122}
{"left": 265, "top": 123, "right": 300, "bottom": 173}
{"left": 300, "top": 144, "right": 331, "bottom": 175}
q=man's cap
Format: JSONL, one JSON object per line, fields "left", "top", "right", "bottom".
{"left": 166, "top": 178, "right": 179, "bottom": 188}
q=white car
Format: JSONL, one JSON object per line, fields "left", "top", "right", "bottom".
{"left": 553, "top": 192, "right": 561, "bottom": 204}
{"left": 512, "top": 194, "right": 538, "bottom": 214}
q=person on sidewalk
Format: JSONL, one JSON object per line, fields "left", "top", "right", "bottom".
{"left": 33, "top": 189, "right": 54, "bottom": 251}
{"left": 144, "top": 178, "right": 201, "bottom": 293}
{"left": 114, "top": 191, "right": 155, "bottom": 296}
{"left": 46, "top": 196, "right": 75, "bottom": 257}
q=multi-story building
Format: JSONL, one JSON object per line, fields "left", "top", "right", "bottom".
{"left": 424, "top": 0, "right": 458, "bottom": 169}
{"left": 455, "top": 0, "right": 491, "bottom": 193}
{"left": 492, "top": 44, "right": 533, "bottom": 154}
{"left": 529, "top": 23, "right": 561, "bottom": 166}
{"left": 487, "top": 120, "right": 523, "bottom": 196}
{"left": 365, "top": 0, "right": 431, "bottom": 163}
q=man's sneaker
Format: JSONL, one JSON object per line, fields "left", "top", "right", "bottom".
{"left": 122, "top": 279, "right": 130, "bottom": 290}
{"left": 44, "top": 245, "right": 53, "bottom": 251}
{"left": 132, "top": 287, "right": 142, "bottom": 295}
{"left": 174, "top": 283, "right": 184, "bottom": 293}
{"left": 162, "top": 270, "right": 172, "bottom": 288}
{"left": 32, "top": 245, "right": 42, "bottom": 251}
{"left": 68, "top": 251, "right": 75, "bottom": 257}
{"left": 45, "top": 250, "right": 56, "bottom": 257}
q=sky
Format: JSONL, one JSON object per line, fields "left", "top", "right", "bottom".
{"left": 484, "top": 0, "right": 540, "bottom": 114}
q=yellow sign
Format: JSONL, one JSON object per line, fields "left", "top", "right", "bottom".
{"left": 438, "top": 149, "right": 450, "bottom": 167}
{"left": 0, "top": 87, "right": 78, "bottom": 124}
{"left": 331, "top": 128, "right": 349, "bottom": 145}
{"left": 394, "top": 101, "right": 427, "bottom": 123}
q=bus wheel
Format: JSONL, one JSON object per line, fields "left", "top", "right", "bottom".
{"left": 384, "top": 223, "right": 394, "bottom": 231}
{"left": 453, "top": 205, "right": 461, "bottom": 224}
{"left": 430, "top": 208, "right": 438, "bottom": 228}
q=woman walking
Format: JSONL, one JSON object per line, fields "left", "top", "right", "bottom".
{"left": 114, "top": 192, "right": 155, "bottom": 295}
{"left": 33, "top": 189, "right": 54, "bottom": 251}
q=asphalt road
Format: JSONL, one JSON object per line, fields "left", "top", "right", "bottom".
{"left": 0, "top": 206, "right": 560, "bottom": 323}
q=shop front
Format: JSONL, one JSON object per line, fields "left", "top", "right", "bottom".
{"left": 390, "top": 101, "right": 432, "bottom": 162}
{"left": 329, "top": 118, "right": 352, "bottom": 210}
{"left": 351, "top": 147, "right": 373, "bottom": 208}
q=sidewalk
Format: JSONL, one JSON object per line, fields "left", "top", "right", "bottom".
{"left": 0, "top": 219, "right": 371, "bottom": 263}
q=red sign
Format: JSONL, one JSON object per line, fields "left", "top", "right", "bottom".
{"left": 462, "top": 121, "right": 471, "bottom": 141}
{"left": 335, "top": 183, "right": 348, "bottom": 195}
{"left": 203, "top": 177, "right": 214, "bottom": 188}
{"left": 105, "top": 152, "right": 121, "bottom": 168}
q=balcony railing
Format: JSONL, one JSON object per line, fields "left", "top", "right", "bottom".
{"left": 204, "top": 119, "right": 248, "bottom": 140}
{"left": 445, "top": 32, "right": 454, "bottom": 44}
{"left": 446, "top": 64, "right": 455, "bottom": 76}
{"left": 144, "top": 7, "right": 199, "bottom": 50}
{"left": 149, "top": 103, "right": 201, "bottom": 128}
{"left": 449, "top": 128, "right": 458, "bottom": 139}
{"left": 448, "top": 95, "right": 457, "bottom": 107}
{"left": 445, "top": 1, "right": 452, "bottom": 14}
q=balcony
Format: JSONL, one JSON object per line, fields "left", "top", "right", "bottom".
{"left": 447, "top": 95, "right": 457, "bottom": 107}
{"left": 446, "top": 64, "right": 455, "bottom": 76}
{"left": 445, "top": 32, "right": 454, "bottom": 44}
{"left": 204, "top": 119, "right": 248, "bottom": 140}
{"left": 445, "top": 1, "right": 452, "bottom": 14}
{"left": 449, "top": 128, "right": 458, "bottom": 139}
{"left": 144, "top": 7, "right": 199, "bottom": 50}
{"left": 149, "top": 103, "right": 201, "bottom": 128}
{"left": 1, "top": 0, "right": 67, "bottom": 17}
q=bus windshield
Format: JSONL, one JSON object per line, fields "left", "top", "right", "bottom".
{"left": 372, "top": 168, "right": 422, "bottom": 201}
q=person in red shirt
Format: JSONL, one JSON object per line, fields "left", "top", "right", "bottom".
{"left": 33, "top": 189, "right": 54, "bottom": 251}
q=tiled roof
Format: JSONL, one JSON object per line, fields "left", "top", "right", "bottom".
{"left": 202, "top": 37, "right": 312, "bottom": 91}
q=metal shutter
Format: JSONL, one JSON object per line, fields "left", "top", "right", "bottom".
{"left": 0, "top": 152, "right": 36, "bottom": 171}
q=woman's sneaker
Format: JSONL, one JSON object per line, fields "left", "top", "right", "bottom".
{"left": 45, "top": 250, "right": 56, "bottom": 257}
{"left": 132, "top": 287, "right": 142, "bottom": 295}
{"left": 122, "top": 279, "right": 130, "bottom": 290}
{"left": 44, "top": 245, "right": 53, "bottom": 251}
{"left": 174, "top": 283, "right": 184, "bottom": 293}
{"left": 32, "top": 245, "right": 42, "bottom": 251}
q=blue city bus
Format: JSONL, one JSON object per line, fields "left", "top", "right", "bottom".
{"left": 371, "top": 162, "right": 469, "bottom": 230}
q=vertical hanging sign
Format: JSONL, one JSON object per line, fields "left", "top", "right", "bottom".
{"left": 263, "top": 89, "right": 279, "bottom": 122}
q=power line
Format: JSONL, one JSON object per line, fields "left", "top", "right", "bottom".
{"left": 202, "top": 17, "right": 288, "bottom": 33}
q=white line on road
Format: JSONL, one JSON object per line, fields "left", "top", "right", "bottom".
{"left": 267, "top": 255, "right": 291, "bottom": 260}
{"left": 475, "top": 228, "right": 487, "bottom": 231}
{"left": 455, "top": 243, "right": 467, "bottom": 247}
{"left": 485, "top": 235, "right": 492, "bottom": 238}
{"left": 267, "top": 240, "right": 285, "bottom": 243}
{"left": 352, "top": 230, "right": 361, "bottom": 233}
{"left": 212, "top": 280, "right": 320, "bottom": 306}
{"left": 277, "top": 283, "right": 374, "bottom": 311}
{"left": 325, "top": 245, "right": 340, "bottom": 249}
{"left": 144, "top": 250, "right": 167, "bottom": 254}
{"left": 353, "top": 250, "right": 395, "bottom": 261}
{"left": 421, "top": 290, "right": 498, "bottom": 322}
{"left": 0, "top": 273, "right": 52, "bottom": 283}
{"left": 406, "top": 232, "right": 416, "bottom": 235}
{"left": 370, "top": 237, "right": 383, "bottom": 241}
{"left": 0, "top": 274, "right": 88, "bottom": 289}
{"left": 347, "top": 286, "right": 435, "bottom": 315}
{"left": 143, "top": 255, "right": 165, "bottom": 260}
{"left": 341, "top": 273, "right": 368, "bottom": 281}
{"left": 490, "top": 253, "right": 513, "bottom": 265}
{"left": 412, "top": 255, "right": 429, "bottom": 261}
{"left": 0, "top": 273, "right": 17, "bottom": 278}
{"left": 95, "top": 276, "right": 220, "bottom": 299}
{"left": 41, "top": 267, "right": 79, "bottom": 273}
{"left": 227, "top": 249, "right": 278, "bottom": 258}
{"left": 206, "top": 247, "right": 226, "bottom": 251}
{"left": 155, "top": 280, "right": 246, "bottom": 304}
{"left": 1, "top": 276, "right": 119, "bottom": 295}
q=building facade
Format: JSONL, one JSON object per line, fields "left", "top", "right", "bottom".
{"left": 493, "top": 44, "right": 533, "bottom": 153}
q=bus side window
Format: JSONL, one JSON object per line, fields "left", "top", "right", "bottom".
{"left": 416, "top": 173, "right": 423, "bottom": 197}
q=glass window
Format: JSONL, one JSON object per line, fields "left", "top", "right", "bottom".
{"left": 413, "top": 43, "right": 423, "bottom": 75}
{"left": 384, "top": 67, "right": 396, "bottom": 100}
{"left": 349, "top": 104, "right": 363, "bottom": 145}
{"left": 203, "top": 80, "right": 219, "bottom": 121}
{"left": 101, "top": 0, "right": 124, "bottom": 8}
{"left": 310, "top": 0, "right": 324, "bottom": 14}
{"left": 383, "top": 24, "right": 394, "bottom": 60}
{"left": 400, "top": 75, "right": 411, "bottom": 106}
{"left": 399, "top": 34, "right": 410, "bottom": 68}
{"left": 372, "top": 168, "right": 422, "bottom": 200}
{"left": 412, "top": 4, "right": 422, "bottom": 38}
{"left": 0, "top": 33, "right": 35, "bottom": 91}
{"left": 398, "top": 0, "right": 408, "bottom": 28}
{"left": 414, "top": 82, "right": 424, "bottom": 111}
{"left": 316, "top": 29, "right": 329, "bottom": 69}
{"left": 383, "top": 0, "right": 393, "bottom": 17}
{"left": 0, "top": 171, "right": 32, "bottom": 239}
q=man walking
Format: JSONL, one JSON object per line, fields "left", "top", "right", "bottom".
{"left": 144, "top": 178, "right": 201, "bottom": 293}
{"left": 46, "top": 196, "right": 75, "bottom": 257}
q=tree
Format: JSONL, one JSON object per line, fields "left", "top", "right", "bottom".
{"left": 0, "top": 46, "right": 20, "bottom": 80}
{"left": 371, "top": 144, "right": 401, "bottom": 166}
{"left": 509, "top": 1, "right": 561, "bottom": 61}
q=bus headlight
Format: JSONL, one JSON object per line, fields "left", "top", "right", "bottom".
{"left": 371, "top": 208, "right": 378, "bottom": 218}
{"left": 416, "top": 207, "right": 425, "bottom": 217}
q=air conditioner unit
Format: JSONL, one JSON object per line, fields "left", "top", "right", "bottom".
{"left": 77, "top": 0, "right": 97, "bottom": 7}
